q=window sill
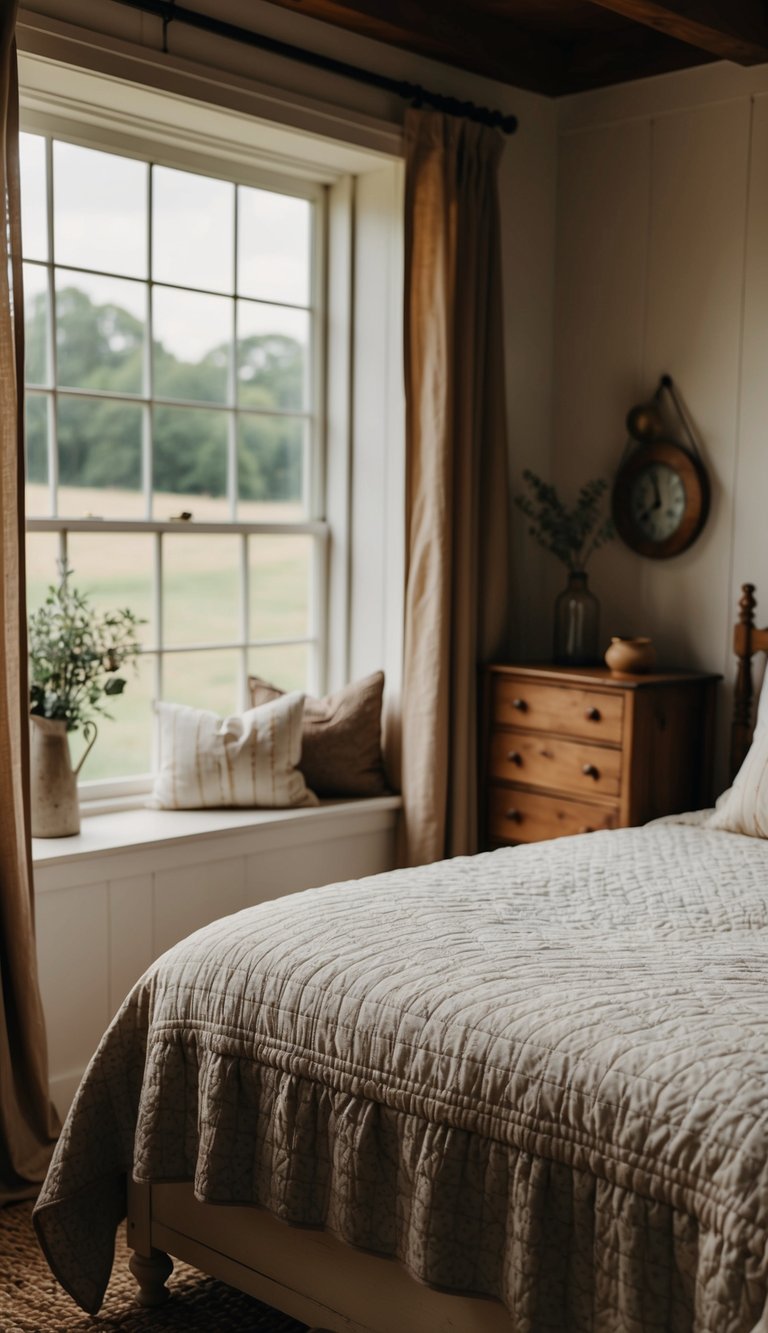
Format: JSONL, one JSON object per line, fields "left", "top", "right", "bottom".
{"left": 32, "top": 795, "right": 402, "bottom": 872}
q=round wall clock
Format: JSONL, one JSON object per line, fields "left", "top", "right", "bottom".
{"left": 612, "top": 439, "right": 709, "bottom": 559}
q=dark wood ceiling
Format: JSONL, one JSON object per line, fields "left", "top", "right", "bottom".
{"left": 260, "top": 0, "right": 768, "bottom": 95}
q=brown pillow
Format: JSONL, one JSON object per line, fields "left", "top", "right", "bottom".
{"left": 248, "top": 670, "right": 389, "bottom": 798}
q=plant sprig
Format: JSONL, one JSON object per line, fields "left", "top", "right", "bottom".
{"left": 514, "top": 470, "right": 614, "bottom": 572}
{"left": 28, "top": 562, "right": 145, "bottom": 732}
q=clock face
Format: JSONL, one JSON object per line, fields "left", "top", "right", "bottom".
{"left": 629, "top": 462, "right": 686, "bottom": 543}
{"left": 612, "top": 439, "right": 709, "bottom": 559}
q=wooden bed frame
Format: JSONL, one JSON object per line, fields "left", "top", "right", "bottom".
{"left": 126, "top": 1179, "right": 516, "bottom": 1332}
{"left": 124, "top": 584, "right": 768, "bottom": 1332}
{"left": 731, "top": 582, "right": 768, "bottom": 779}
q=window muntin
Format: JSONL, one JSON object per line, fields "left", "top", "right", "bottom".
{"left": 22, "top": 130, "right": 325, "bottom": 791}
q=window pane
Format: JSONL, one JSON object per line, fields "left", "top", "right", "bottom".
{"left": 66, "top": 533, "right": 154, "bottom": 649}
{"left": 238, "top": 414, "right": 304, "bottom": 515}
{"left": 53, "top": 141, "right": 147, "bottom": 279}
{"left": 152, "top": 166, "right": 234, "bottom": 293}
{"left": 57, "top": 397, "right": 143, "bottom": 515}
{"left": 24, "top": 263, "right": 49, "bottom": 386}
{"left": 25, "top": 394, "right": 49, "bottom": 501}
{"left": 238, "top": 188, "right": 310, "bottom": 305}
{"left": 26, "top": 532, "right": 60, "bottom": 614}
{"left": 20, "top": 133, "right": 48, "bottom": 262}
{"left": 153, "top": 287, "right": 231, "bottom": 404}
{"left": 26, "top": 394, "right": 49, "bottom": 487}
{"left": 153, "top": 406, "right": 228, "bottom": 519}
{"left": 56, "top": 271, "right": 145, "bottom": 395}
{"left": 237, "top": 301, "right": 308, "bottom": 411}
{"left": 163, "top": 535, "right": 239, "bottom": 647}
{"left": 248, "top": 644, "right": 309, "bottom": 694}
{"left": 71, "top": 652, "right": 153, "bottom": 781}
{"left": 56, "top": 543, "right": 153, "bottom": 781}
{"left": 249, "top": 534, "right": 311, "bottom": 640}
{"left": 162, "top": 649, "right": 239, "bottom": 717}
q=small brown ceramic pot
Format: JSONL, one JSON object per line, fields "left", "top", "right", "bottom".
{"left": 604, "top": 636, "right": 657, "bottom": 675}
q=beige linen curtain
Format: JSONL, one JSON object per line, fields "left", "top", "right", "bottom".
{"left": 0, "top": 5, "right": 59, "bottom": 1203}
{"left": 400, "top": 108, "right": 510, "bottom": 867}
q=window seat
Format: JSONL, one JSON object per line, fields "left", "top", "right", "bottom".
{"left": 33, "top": 795, "right": 401, "bottom": 1118}
{"left": 32, "top": 795, "right": 402, "bottom": 870}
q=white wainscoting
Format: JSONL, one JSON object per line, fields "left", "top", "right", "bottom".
{"left": 33, "top": 798, "right": 401, "bottom": 1118}
{"left": 552, "top": 61, "right": 768, "bottom": 791}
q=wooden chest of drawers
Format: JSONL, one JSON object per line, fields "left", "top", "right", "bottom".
{"left": 481, "top": 664, "right": 720, "bottom": 846}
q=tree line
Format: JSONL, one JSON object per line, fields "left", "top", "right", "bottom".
{"left": 25, "top": 286, "right": 306, "bottom": 501}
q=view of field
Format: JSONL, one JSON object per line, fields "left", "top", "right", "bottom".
{"left": 27, "top": 485, "right": 315, "bottom": 782}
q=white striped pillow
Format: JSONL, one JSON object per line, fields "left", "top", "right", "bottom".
{"left": 150, "top": 694, "right": 318, "bottom": 810}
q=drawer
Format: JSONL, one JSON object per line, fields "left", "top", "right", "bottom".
{"left": 489, "top": 728, "right": 622, "bottom": 798}
{"left": 492, "top": 677, "right": 624, "bottom": 743}
{"left": 488, "top": 785, "right": 620, "bottom": 844}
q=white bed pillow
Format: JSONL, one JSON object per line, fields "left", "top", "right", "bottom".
{"left": 706, "top": 722, "right": 768, "bottom": 838}
{"left": 706, "top": 653, "right": 768, "bottom": 837}
{"left": 754, "top": 652, "right": 768, "bottom": 731}
{"left": 150, "top": 694, "right": 318, "bottom": 810}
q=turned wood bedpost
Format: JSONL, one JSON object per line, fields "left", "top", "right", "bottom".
{"left": 731, "top": 583, "right": 756, "bottom": 781}
{"left": 129, "top": 1248, "right": 174, "bottom": 1307}
{"left": 127, "top": 1177, "right": 173, "bottom": 1307}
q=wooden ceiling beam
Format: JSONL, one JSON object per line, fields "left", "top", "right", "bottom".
{"left": 583, "top": 1, "right": 768, "bottom": 66}
{"left": 562, "top": 21, "right": 715, "bottom": 94}
{"left": 259, "top": 0, "right": 567, "bottom": 94}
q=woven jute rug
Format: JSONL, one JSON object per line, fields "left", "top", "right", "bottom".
{"left": 0, "top": 1202, "right": 308, "bottom": 1332}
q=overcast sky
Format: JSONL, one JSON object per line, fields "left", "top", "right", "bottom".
{"left": 20, "top": 134, "right": 311, "bottom": 363}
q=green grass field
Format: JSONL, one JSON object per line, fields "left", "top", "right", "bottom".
{"left": 26, "top": 485, "right": 314, "bottom": 782}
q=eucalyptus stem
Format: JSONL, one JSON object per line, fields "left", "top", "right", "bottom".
{"left": 514, "top": 470, "right": 614, "bottom": 572}
{"left": 28, "top": 561, "right": 145, "bottom": 733}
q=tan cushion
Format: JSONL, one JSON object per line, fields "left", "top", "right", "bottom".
{"left": 248, "top": 670, "right": 389, "bottom": 798}
{"left": 150, "top": 694, "right": 318, "bottom": 810}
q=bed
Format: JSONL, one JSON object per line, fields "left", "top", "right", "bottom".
{"left": 32, "top": 585, "right": 768, "bottom": 1333}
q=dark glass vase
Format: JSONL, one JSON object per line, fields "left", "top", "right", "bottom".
{"left": 554, "top": 570, "right": 599, "bottom": 666}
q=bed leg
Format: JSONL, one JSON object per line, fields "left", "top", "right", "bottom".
{"left": 128, "top": 1248, "right": 174, "bottom": 1306}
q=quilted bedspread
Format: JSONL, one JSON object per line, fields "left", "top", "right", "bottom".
{"left": 33, "top": 823, "right": 768, "bottom": 1330}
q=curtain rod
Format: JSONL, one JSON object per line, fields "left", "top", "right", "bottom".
{"left": 111, "top": 0, "right": 519, "bottom": 134}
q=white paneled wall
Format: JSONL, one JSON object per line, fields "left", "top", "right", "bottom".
{"left": 734, "top": 96, "right": 768, "bottom": 642}
{"left": 34, "top": 801, "right": 400, "bottom": 1117}
{"left": 553, "top": 66, "right": 768, "bottom": 789}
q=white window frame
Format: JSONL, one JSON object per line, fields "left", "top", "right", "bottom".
{"left": 21, "top": 104, "right": 335, "bottom": 806}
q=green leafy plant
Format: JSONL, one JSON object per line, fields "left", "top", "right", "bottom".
{"left": 515, "top": 470, "right": 614, "bottom": 572}
{"left": 28, "top": 562, "right": 144, "bottom": 732}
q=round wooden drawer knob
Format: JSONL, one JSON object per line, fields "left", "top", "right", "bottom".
{"left": 512, "top": 698, "right": 527, "bottom": 711}
{"left": 507, "top": 750, "right": 523, "bottom": 766}
{"left": 582, "top": 763, "right": 600, "bottom": 779}
{"left": 585, "top": 706, "right": 601, "bottom": 721}
{"left": 505, "top": 808, "right": 522, "bottom": 823}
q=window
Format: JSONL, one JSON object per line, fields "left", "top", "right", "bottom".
{"left": 22, "top": 131, "right": 327, "bottom": 792}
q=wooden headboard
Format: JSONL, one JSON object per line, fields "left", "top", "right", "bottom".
{"left": 731, "top": 583, "right": 768, "bottom": 779}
